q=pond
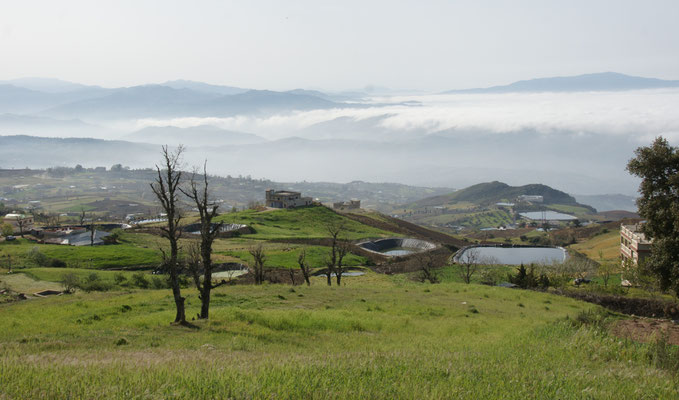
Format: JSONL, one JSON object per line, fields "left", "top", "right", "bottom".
{"left": 455, "top": 246, "right": 567, "bottom": 265}
{"left": 358, "top": 238, "right": 436, "bottom": 257}
{"left": 381, "top": 247, "right": 415, "bottom": 256}
{"left": 519, "top": 211, "right": 576, "bottom": 221}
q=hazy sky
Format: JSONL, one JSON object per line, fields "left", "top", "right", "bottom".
{"left": 1, "top": 0, "right": 678, "bottom": 91}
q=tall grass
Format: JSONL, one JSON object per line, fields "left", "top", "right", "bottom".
{"left": 1, "top": 275, "right": 677, "bottom": 399}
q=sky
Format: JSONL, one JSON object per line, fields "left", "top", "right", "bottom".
{"left": 1, "top": 0, "right": 679, "bottom": 91}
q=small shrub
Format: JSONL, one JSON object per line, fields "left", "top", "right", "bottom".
{"left": 27, "top": 247, "right": 49, "bottom": 267}
{"left": 79, "top": 280, "right": 113, "bottom": 292}
{"left": 49, "top": 258, "right": 67, "bottom": 268}
{"left": 115, "top": 337, "right": 129, "bottom": 346}
{"left": 61, "top": 272, "right": 80, "bottom": 293}
{"left": 132, "top": 272, "right": 150, "bottom": 289}
{"left": 121, "top": 305, "right": 132, "bottom": 312}
{"left": 114, "top": 272, "right": 127, "bottom": 285}
{"left": 151, "top": 276, "right": 166, "bottom": 289}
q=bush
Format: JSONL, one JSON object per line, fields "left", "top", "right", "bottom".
{"left": 113, "top": 272, "right": 127, "bottom": 285}
{"left": 49, "top": 258, "right": 67, "bottom": 268}
{"left": 151, "top": 276, "right": 168, "bottom": 289}
{"left": 479, "top": 268, "right": 503, "bottom": 286}
{"left": 27, "top": 247, "right": 49, "bottom": 267}
{"left": 132, "top": 272, "right": 150, "bottom": 289}
{"left": 508, "top": 264, "right": 550, "bottom": 289}
{"left": 61, "top": 272, "right": 80, "bottom": 293}
{"left": 79, "top": 280, "right": 113, "bottom": 292}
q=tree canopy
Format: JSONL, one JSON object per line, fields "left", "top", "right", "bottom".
{"left": 627, "top": 136, "right": 679, "bottom": 295}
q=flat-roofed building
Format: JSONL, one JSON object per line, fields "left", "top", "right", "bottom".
{"left": 265, "top": 189, "right": 313, "bottom": 209}
{"left": 620, "top": 223, "right": 652, "bottom": 266}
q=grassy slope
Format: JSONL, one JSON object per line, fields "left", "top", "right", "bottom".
{"left": 0, "top": 235, "right": 161, "bottom": 269}
{"left": 220, "top": 245, "right": 366, "bottom": 269}
{"left": 571, "top": 229, "right": 621, "bottom": 261}
{"left": 1, "top": 275, "right": 677, "bottom": 399}
{"left": 217, "top": 206, "right": 395, "bottom": 240}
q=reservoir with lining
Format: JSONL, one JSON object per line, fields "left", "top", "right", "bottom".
{"left": 358, "top": 238, "right": 436, "bottom": 257}
{"left": 454, "top": 245, "right": 568, "bottom": 265}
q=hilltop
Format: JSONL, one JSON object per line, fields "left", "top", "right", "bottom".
{"left": 412, "top": 181, "right": 594, "bottom": 211}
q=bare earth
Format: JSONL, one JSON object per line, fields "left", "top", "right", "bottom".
{"left": 611, "top": 317, "right": 679, "bottom": 346}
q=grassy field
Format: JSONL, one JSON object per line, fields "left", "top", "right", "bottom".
{"left": 1, "top": 273, "right": 677, "bottom": 399}
{"left": 571, "top": 229, "right": 621, "bottom": 261}
{"left": 217, "top": 206, "right": 395, "bottom": 240}
{"left": 0, "top": 237, "right": 161, "bottom": 269}
{"left": 218, "top": 244, "right": 367, "bottom": 269}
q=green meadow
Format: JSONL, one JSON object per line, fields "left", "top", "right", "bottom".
{"left": 1, "top": 273, "right": 678, "bottom": 399}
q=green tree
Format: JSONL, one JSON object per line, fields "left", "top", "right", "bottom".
{"left": 1, "top": 223, "right": 13, "bottom": 237}
{"left": 627, "top": 136, "right": 679, "bottom": 295}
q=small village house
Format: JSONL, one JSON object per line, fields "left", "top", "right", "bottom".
{"left": 265, "top": 190, "right": 313, "bottom": 209}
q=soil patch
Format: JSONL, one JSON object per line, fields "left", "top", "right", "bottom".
{"left": 554, "top": 289, "right": 679, "bottom": 320}
{"left": 611, "top": 318, "right": 679, "bottom": 346}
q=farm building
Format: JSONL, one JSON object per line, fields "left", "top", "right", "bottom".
{"left": 333, "top": 199, "right": 361, "bottom": 210}
{"left": 265, "top": 190, "right": 313, "bottom": 209}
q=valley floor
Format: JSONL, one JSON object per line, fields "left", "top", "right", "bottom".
{"left": 1, "top": 273, "right": 677, "bottom": 399}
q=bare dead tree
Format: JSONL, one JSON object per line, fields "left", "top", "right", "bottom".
{"left": 417, "top": 251, "right": 441, "bottom": 284}
{"left": 297, "top": 248, "right": 312, "bottom": 286}
{"left": 324, "top": 220, "right": 346, "bottom": 286}
{"left": 89, "top": 213, "right": 96, "bottom": 246}
{"left": 249, "top": 243, "right": 267, "bottom": 284}
{"left": 79, "top": 208, "right": 86, "bottom": 226}
{"left": 15, "top": 217, "right": 26, "bottom": 238}
{"left": 335, "top": 240, "right": 352, "bottom": 286}
{"left": 179, "top": 162, "right": 225, "bottom": 319}
{"left": 458, "top": 248, "right": 481, "bottom": 284}
{"left": 288, "top": 268, "right": 296, "bottom": 285}
{"left": 150, "top": 145, "right": 187, "bottom": 325}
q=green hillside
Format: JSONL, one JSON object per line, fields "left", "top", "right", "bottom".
{"left": 216, "top": 205, "right": 396, "bottom": 240}
{"left": 413, "top": 181, "right": 594, "bottom": 210}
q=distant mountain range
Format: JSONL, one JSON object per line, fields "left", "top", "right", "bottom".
{"left": 443, "top": 72, "right": 679, "bottom": 94}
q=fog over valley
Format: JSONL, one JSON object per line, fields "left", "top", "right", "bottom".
{"left": 2, "top": 74, "right": 678, "bottom": 196}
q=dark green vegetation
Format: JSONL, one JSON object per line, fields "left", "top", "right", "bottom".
{"left": 2, "top": 275, "right": 679, "bottom": 399}
{"left": 627, "top": 136, "right": 679, "bottom": 296}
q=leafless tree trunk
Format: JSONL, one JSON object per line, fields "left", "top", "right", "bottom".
{"left": 297, "top": 248, "right": 311, "bottom": 286}
{"left": 179, "top": 162, "right": 225, "bottom": 319}
{"left": 89, "top": 214, "right": 95, "bottom": 246}
{"left": 150, "top": 145, "right": 187, "bottom": 325}
{"left": 325, "top": 220, "right": 346, "bottom": 286}
{"left": 288, "top": 268, "right": 296, "bottom": 285}
{"left": 458, "top": 248, "right": 480, "bottom": 284}
{"left": 335, "top": 240, "right": 352, "bottom": 286}
{"left": 417, "top": 251, "right": 441, "bottom": 283}
{"left": 79, "top": 208, "right": 86, "bottom": 226}
{"left": 249, "top": 243, "right": 267, "bottom": 284}
{"left": 16, "top": 218, "right": 26, "bottom": 238}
